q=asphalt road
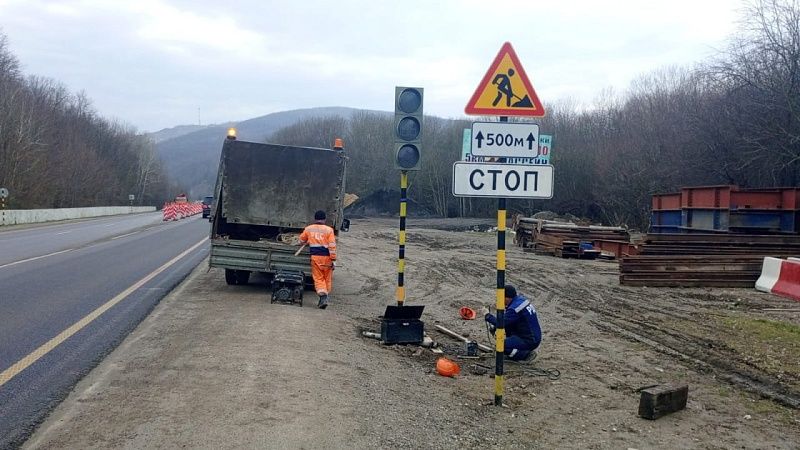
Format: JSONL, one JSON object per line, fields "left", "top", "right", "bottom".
{"left": 0, "top": 213, "right": 209, "bottom": 449}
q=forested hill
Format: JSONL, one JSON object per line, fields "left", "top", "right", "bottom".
{"left": 0, "top": 33, "right": 175, "bottom": 209}
{"left": 153, "top": 107, "right": 377, "bottom": 198}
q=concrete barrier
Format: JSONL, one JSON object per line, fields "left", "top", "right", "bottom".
{"left": 756, "top": 257, "right": 784, "bottom": 293}
{"left": 773, "top": 259, "right": 800, "bottom": 301}
{"left": 756, "top": 257, "right": 800, "bottom": 302}
{"left": 0, "top": 206, "right": 156, "bottom": 226}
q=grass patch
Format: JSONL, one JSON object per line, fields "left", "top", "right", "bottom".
{"left": 744, "top": 395, "right": 798, "bottom": 425}
{"left": 722, "top": 317, "right": 800, "bottom": 343}
{"left": 718, "top": 317, "right": 800, "bottom": 380}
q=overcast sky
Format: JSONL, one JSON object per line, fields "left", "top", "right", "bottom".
{"left": 0, "top": 0, "right": 744, "bottom": 132}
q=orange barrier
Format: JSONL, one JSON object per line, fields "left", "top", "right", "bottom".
{"left": 162, "top": 201, "right": 203, "bottom": 221}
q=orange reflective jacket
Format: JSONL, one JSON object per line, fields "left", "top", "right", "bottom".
{"left": 299, "top": 223, "right": 337, "bottom": 260}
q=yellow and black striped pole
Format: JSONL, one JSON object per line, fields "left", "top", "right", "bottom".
{"left": 396, "top": 171, "right": 408, "bottom": 306}
{"left": 494, "top": 115, "right": 509, "bottom": 406}
{"left": 495, "top": 196, "right": 507, "bottom": 406}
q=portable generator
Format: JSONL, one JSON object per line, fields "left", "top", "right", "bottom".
{"left": 270, "top": 269, "right": 305, "bottom": 306}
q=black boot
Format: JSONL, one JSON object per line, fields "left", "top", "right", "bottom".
{"left": 318, "top": 294, "right": 329, "bottom": 309}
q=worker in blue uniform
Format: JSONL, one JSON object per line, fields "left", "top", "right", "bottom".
{"left": 482, "top": 285, "right": 542, "bottom": 361}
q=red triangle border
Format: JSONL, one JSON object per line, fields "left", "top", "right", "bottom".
{"left": 464, "top": 42, "right": 545, "bottom": 117}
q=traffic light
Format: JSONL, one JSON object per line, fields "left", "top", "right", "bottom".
{"left": 394, "top": 86, "right": 423, "bottom": 171}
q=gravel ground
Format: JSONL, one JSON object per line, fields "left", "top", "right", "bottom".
{"left": 25, "top": 218, "right": 800, "bottom": 449}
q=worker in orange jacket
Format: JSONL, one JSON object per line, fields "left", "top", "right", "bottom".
{"left": 299, "top": 210, "right": 337, "bottom": 309}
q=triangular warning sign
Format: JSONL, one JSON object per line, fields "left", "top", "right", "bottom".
{"left": 465, "top": 42, "right": 545, "bottom": 117}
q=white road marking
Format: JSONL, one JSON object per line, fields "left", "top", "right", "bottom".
{"left": 111, "top": 231, "right": 139, "bottom": 240}
{"left": 0, "top": 238, "right": 207, "bottom": 387}
{"left": 55, "top": 231, "right": 72, "bottom": 235}
{"left": 0, "top": 249, "right": 75, "bottom": 269}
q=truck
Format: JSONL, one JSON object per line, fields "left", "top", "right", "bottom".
{"left": 208, "top": 133, "right": 348, "bottom": 305}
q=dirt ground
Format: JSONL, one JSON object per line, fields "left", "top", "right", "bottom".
{"left": 25, "top": 218, "right": 800, "bottom": 449}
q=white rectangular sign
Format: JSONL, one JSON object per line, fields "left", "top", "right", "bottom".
{"left": 471, "top": 122, "right": 540, "bottom": 158}
{"left": 452, "top": 162, "right": 554, "bottom": 198}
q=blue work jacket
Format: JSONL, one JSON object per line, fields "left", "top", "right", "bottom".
{"left": 485, "top": 294, "right": 542, "bottom": 347}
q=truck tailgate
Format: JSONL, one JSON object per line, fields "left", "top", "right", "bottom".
{"left": 210, "top": 239, "right": 310, "bottom": 274}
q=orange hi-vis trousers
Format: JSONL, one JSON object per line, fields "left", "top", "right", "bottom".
{"left": 311, "top": 255, "right": 334, "bottom": 295}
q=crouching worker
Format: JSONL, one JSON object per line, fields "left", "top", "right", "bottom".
{"left": 481, "top": 285, "right": 542, "bottom": 361}
{"left": 299, "top": 210, "right": 337, "bottom": 309}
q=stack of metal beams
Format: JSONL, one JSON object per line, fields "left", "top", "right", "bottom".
{"left": 623, "top": 185, "right": 800, "bottom": 287}
{"left": 650, "top": 185, "right": 800, "bottom": 234}
{"left": 620, "top": 234, "right": 800, "bottom": 287}
{"left": 513, "top": 217, "right": 633, "bottom": 259}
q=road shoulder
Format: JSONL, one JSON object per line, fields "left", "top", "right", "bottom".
{"left": 25, "top": 260, "right": 381, "bottom": 448}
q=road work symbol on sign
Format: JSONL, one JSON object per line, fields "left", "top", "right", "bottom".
{"left": 452, "top": 162, "right": 553, "bottom": 199}
{"left": 465, "top": 42, "right": 545, "bottom": 117}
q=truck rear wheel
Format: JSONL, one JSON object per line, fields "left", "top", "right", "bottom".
{"left": 225, "top": 269, "right": 238, "bottom": 285}
{"left": 236, "top": 270, "right": 250, "bottom": 285}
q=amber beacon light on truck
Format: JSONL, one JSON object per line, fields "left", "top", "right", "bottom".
{"left": 227, "top": 127, "right": 237, "bottom": 140}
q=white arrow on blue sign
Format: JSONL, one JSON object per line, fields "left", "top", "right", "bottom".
{"left": 471, "top": 122, "right": 540, "bottom": 158}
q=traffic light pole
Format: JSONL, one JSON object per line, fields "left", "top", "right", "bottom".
{"left": 494, "top": 116, "right": 509, "bottom": 406}
{"left": 393, "top": 86, "right": 422, "bottom": 307}
{"left": 396, "top": 170, "right": 408, "bottom": 306}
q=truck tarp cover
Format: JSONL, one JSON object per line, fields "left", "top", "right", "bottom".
{"left": 219, "top": 141, "right": 345, "bottom": 228}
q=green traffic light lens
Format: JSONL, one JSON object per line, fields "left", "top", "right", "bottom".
{"left": 397, "top": 144, "right": 420, "bottom": 169}
{"left": 397, "top": 88, "right": 422, "bottom": 114}
{"left": 397, "top": 116, "right": 420, "bottom": 141}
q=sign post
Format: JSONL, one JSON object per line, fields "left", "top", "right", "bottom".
{"left": 397, "top": 171, "right": 408, "bottom": 306}
{"left": 0, "top": 188, "right": 8, "bottom": 211}
{"left": 495, "top": 117, "right": 509, "bottom": 408}
{"left": 460, "top": 42, "right": 548, "bottom": 407}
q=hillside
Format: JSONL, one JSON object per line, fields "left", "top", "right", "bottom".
{"left": 156, "top": 107, "right": 369, "bottom": 198}
{"left": 149, "top": 124, "right": 210, "bottom": 144}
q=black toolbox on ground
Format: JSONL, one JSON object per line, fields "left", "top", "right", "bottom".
{"left": 380, "top": 305, "right": 424, "bottom": 344}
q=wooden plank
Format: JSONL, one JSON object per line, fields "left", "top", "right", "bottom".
{"left": 638, "top": 384, "right": 689, "bottom": 420}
